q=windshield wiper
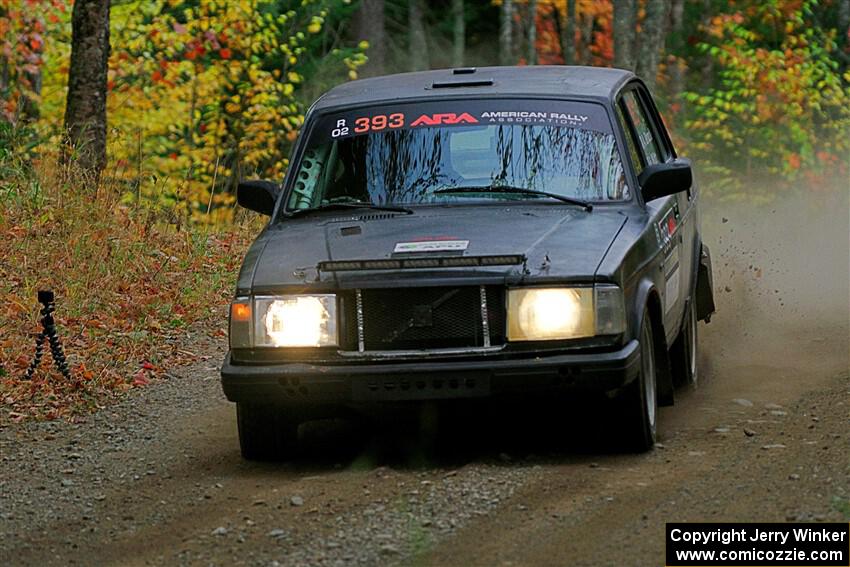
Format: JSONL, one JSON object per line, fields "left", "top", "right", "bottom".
{"left": 433, "top": 186, "right": 593, "bottom": 212}
{"left": 287, "top": 201, "right": 414, "bottom": 218}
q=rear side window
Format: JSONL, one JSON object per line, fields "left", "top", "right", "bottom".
{"left": 622, "top": 91, "right": 661, "bottom": 167}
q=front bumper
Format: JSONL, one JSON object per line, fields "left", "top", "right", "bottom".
{"left": 221, "top": 340, "right": 641, "bottom": 408}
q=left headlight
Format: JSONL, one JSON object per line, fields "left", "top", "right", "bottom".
{"left": 229, "top": 295, "right": 338, "bottom": 348}
{"left": 507, "top": 285, "right": 625, "bottom": 341}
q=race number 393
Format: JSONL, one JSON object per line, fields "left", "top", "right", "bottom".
{"left": 331, "top": 113, "right": 405, "bottom": 138}
{"left": 666, "top": 522, "right": 850, "bottom": 566}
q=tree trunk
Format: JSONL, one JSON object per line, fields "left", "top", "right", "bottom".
{"left": 635, "top": 0, "right": 669, "bottom": 91}
{"left": 353, "top": 0, "right": 385, "bottom": 77}
{"left": 667, "top": 0, "right": 685, "bottom": 102}
{"left": 500, "top": 0, "right": 513, "bottom": 65}
{"left": 0, "top": 5, "right": 8, "bottom": 122}
{"left": 408, "top": 0, "right": 428, "bottom": 71}
{"left": 527, "top": 0, "right": 538, "bottom": 65}
{"left": 452, "top": 0, "right": 465, "bottom": 67}
{"left": 698, "top": 0, "right": 713, "bottom": 89}
{"left": 839, "top": 0, "right": 850, "bottom": 39}
{"left": 22, "top": 66, "right": 42, "bottom": 122}
{"left": 580, "top": 12, "right": 594, "bottom": 64}
{"left": 63, "top": 0, "right": 110, "bottom": 175}
{"left": 613, "top": 0, "right": 636, "bottom": 70}
{"left": 560, "top": 0, "right": 576, "bottom": 65}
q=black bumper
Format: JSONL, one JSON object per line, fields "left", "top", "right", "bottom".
{"left": 221, "top": 340, "right": 641, "bottom": 408}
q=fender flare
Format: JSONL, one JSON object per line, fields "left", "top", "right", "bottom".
{"left": 632, "top": 278, "right": 675, "bottom": 407}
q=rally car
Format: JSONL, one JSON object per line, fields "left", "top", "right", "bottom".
{"left": 221, "top": 65, "right": 716, "bottom": 460}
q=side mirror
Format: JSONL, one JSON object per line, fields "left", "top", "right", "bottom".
{"left": 237, "top": 180, "right": 280, "bottom": 216}
{"left": 638, "top": 158, "right": 693, "bottom": 203}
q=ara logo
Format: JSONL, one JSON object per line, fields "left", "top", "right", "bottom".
{"left": 410, "top": 112, "right": 479, "bottom": 127}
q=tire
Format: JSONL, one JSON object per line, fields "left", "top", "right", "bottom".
{"left": 236, "top": 403, "right": 298, "bottom": 461}
{"left": 616, "top": 307, "right": 658, "bottom": 452}
{"left": 670, "top": 299, "right": 698, "bottom": 387}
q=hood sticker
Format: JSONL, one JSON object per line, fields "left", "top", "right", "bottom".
{"left": 394, "top": 240, "right": 469, "bottom": 253}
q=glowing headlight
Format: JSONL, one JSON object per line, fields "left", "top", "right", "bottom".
{"left": 229, "top": 295, "right": 338, "bottom": 348}
{"left": 507, "top": 285, "right": 625, "bottom": 341}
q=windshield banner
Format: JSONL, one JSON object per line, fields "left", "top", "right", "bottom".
{"left": 315, "top": 100, "right": 612, "bottom": 142}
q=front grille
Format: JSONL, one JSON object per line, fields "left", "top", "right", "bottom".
{"left": 356, "top": 286, "right": 505, "bottom": 351}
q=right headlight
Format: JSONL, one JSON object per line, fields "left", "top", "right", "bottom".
{"left": 507, "top": 284, "right": 625, "bottom": 341}
{"left": 229, "top": 294, "right": 338, "bottom": 348}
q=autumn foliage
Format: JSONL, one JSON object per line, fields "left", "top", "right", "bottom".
{"left": 683, "top": 0, "right": 850, "bottom": 196}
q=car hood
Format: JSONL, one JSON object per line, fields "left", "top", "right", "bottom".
{"left": 248, "top": 206, "right": 628, "bottom": 290}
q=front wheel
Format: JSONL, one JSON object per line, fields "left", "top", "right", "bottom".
{"left": 236, "top": 403, "right": 298, "bottom": 461}
{"left": 616, "top": 307, "right": 658, "bottom": 452}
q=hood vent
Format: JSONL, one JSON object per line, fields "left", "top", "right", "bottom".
{"left": 319, "top": 254, "right": 524, "bottom": 272}
{"left": 358, "top": 213, "right": 401, "bottom": 221}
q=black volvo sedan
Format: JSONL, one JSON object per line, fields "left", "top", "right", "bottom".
{"left": 222, "top": 65, "right": 715, "bottom": 459}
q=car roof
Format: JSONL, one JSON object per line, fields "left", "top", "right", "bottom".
{"left": 311, "top": 65, "right": 636, "bottom": 112}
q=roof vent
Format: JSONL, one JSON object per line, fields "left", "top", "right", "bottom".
{"left": 431, "top": 78, "right": 494, "bottom": 89}
{"left": 452, "top": 67, "right": 477, "bottom": 75}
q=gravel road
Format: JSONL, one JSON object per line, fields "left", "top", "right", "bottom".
{"left": 2, "top": 198, "right": 847, "bottom": 566}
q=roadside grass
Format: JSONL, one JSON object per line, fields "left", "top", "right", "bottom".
{"left": 0, "top": 161, "right": 260, "bottom": 423}
{"left": 832, "top": 496, "right": 850, "bottom": 520}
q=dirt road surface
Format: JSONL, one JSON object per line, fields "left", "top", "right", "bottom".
{"left": 2, "top": 197, "right": 848, "bottom": 566}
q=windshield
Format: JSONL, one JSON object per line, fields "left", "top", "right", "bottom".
{"left": 284, "top": 99, "right": 629, "bottom": 214}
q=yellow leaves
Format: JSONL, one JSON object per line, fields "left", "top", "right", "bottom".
{"left": 27, "top": 0, "right": 367, "bottom": 227}
{"left": 307, "top": 16, "right": 323, "bottom": 34}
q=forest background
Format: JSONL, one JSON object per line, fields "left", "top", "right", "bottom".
{"left": 1, "top": 0, "right": 848, "bottom": 421}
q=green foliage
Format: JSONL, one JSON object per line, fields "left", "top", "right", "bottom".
{"left": 0, "top": 121, "right": 40, "bottom": 199}
{"left": 682, "top": 0, "right": 850, "bottom": 198}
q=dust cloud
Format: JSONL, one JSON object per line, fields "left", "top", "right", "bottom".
{"left": 697, "top": 181, "right": 849, "bottom": 401}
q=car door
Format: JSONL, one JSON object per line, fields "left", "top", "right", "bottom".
{"left": 639, "top": 89, "right": 699, "bottom": 329}
{"left": 617, "top": 86, "right": 686, "bottom": 341}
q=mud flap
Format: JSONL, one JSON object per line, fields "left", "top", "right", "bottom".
{"left": 695, "top": 243, "right": 716, "bottom": 322}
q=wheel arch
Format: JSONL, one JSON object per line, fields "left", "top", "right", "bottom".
{"left": 633, "top": 280, "right": 675, "bottom": 407}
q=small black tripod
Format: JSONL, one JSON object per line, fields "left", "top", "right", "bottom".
{"left": 24, "top": 290, "right": 73, "bottom": 381}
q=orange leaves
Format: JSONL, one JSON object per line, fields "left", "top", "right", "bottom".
{"left": 786, "top": 153, "right": 801, "bottom": 170}
{"left": 683, "top": 0, "right": 850, "bottom": 195}
{"left": 0, "top": 0, "right": 68, "bottom": 124}
{"left": 0, "top": 175, "right": 258, "bottom": 423}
